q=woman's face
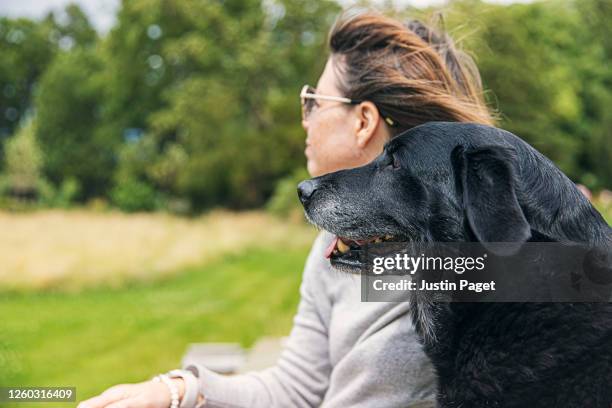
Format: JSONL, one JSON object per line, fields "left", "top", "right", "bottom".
{"left": 302, "top": 57, "right": 388, "bottom": 177}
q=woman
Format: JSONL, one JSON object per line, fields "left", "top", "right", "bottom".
{"left": 78, "top": 9, "right": 494, "bottom": 408}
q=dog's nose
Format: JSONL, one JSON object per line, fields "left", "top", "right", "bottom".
{"left": 297, "top": 180, "right": 318, "bottom": 205}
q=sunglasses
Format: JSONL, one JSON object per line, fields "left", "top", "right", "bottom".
{"left": 299, "top": 84, "right": 397, "bottom": 127}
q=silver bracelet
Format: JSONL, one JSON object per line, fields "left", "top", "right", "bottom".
{"left": 152, "top": 374, "right": 180, "bottom": 408}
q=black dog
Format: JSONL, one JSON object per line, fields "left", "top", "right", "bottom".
{"left": 298, "top": 122, "right": 612, "bottom": 408}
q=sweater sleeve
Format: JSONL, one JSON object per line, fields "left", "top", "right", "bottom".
{"left": 184, "top": 233, "right": 333, "bottom": 408}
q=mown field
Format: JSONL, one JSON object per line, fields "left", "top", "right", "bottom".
{"left": 0, "top": 210, "right": 317, "bottom": 407}
{"left": 0, "top": 209, "right": 316, "bottom": 291}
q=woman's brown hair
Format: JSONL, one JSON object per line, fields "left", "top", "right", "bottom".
{"left": 328, "top": 9, "right": 495, "bottom": 135}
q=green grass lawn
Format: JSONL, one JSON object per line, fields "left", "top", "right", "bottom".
{"left": 0, "top": 247, "right": 308, "bottom": 407}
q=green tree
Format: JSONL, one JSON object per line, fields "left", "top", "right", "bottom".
{"left": 0, "top": 17, "right": 57, "bottom": 145}
{"left": 143, "top": 0, "right": 339, "bottom": 209}
{"left": 439, "top": 0, "right": 611, "bottom": 188}
{"left": 0, "top": 3, "right": 98, "bottom": 175}
{"left": 574, "top": 0, "right": 612, "bottom": 189}
{"left": 1, "top": 119, "right": 43, "bottom": 199}
{"left": 55, "top": 3, "right": 97, "bottom": 48}
{"left": 34, "top": 48, "right": 114, "bottom": 199}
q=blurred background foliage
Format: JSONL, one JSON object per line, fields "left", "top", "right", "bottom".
{"left": 0, "top": 0, "right": 610, "bottom": 214}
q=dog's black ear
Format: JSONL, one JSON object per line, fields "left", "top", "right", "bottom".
{"left": 452, "top": 145, "right": 531, "bottom": 255}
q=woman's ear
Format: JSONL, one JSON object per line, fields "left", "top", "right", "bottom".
{"left": 355, "top": 101, "right": 382, "bottom": 148}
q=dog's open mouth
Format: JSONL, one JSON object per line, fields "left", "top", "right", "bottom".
{"left": 324, "top": 234, "right": 397, "bottom": 271}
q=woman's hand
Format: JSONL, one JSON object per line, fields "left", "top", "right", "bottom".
{"left": 77, "top": 378, "right": 185, "bottom": 408}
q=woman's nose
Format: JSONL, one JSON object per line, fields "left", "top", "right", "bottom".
{"left": 301, "top": 118, "right": 309, "bottom": 131}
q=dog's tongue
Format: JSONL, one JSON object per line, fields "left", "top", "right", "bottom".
{"left": 324, "top": 236, "right": 338, "bottom": 259}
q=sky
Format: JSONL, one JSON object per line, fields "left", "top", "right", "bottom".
{"left": 0, "top": 0, "right": 534, "bottom": 34}
{"left": 0, "top": 0, "right": 121, "bottom": 33}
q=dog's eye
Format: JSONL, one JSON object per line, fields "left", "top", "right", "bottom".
{"left": 384, "top": 153, "right": 401, "bottom": 170}
{"left": 392, "top": 154, "right": 401, "bottom": 169}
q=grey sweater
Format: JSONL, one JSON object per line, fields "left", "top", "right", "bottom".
{"left": 185, "top": 232, "right": 436, "bottom": 407}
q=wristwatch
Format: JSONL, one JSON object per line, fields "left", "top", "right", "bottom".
{"left": 165, "top": 369, "right": 205, "bottom": 408}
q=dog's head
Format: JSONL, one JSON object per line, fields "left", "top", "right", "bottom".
{"left": 297, "top": 122, "right": 602, "bottom": 273}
